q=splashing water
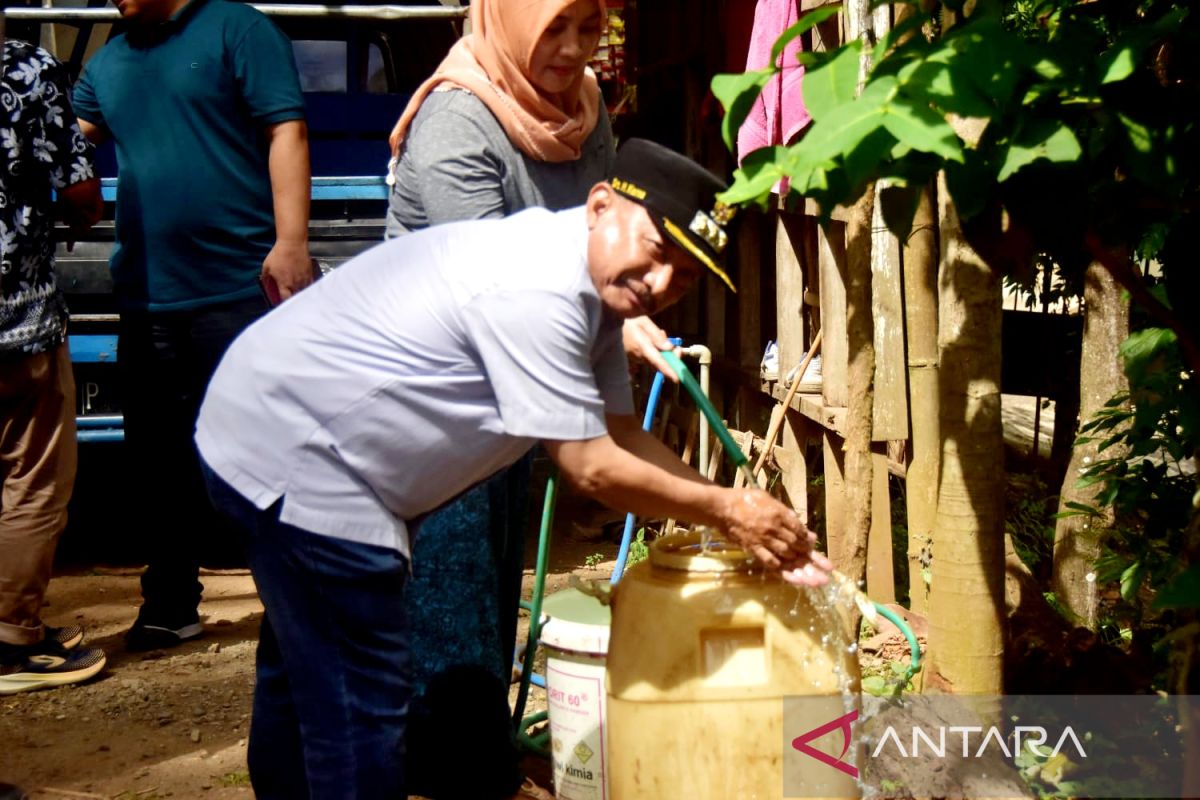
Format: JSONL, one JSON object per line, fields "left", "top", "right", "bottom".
{"left": 738, "top": 463, "right": 757, "bottom": 487}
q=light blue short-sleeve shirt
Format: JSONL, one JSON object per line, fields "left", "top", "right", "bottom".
{"left": 194, "top": 207, "right": 632, "bottom": 557}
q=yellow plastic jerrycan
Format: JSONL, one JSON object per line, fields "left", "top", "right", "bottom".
{"left": 605, "top": 530, "right": 861, "bottom": 800}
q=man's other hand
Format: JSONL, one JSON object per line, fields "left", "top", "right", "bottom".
{"left": 717, "top": 487, "right": 832, "bottom": 586}
{"left": 622, "top": 315, "right": 678, "bottom": 382}
{"left": 261, "top": 240, "right": 313, "bottom": 302}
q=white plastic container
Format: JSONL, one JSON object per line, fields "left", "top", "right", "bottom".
{"left": 540, "top": 588, "right": 612, "bottom": 800}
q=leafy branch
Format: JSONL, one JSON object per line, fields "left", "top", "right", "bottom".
{"left": 711, "top": 0, "right": 1198, "bottom": 369}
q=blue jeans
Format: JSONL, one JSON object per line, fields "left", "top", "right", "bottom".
{"left": 202, "top": 462, "right": 411, "bottom": 800}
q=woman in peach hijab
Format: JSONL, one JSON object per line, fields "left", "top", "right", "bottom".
{"left": 387, "top": 3, "right": 660, "bottom": 799}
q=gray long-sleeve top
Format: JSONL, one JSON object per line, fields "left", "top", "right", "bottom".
{"left": 386, "top": 87, "right": 616, "bottom": 237}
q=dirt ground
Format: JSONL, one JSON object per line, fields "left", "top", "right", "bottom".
{"left": 0, "top": 487, "right": 626, "bottom": 800}
{"left": 1, "top": 469, "right": 922, "bottom": 800}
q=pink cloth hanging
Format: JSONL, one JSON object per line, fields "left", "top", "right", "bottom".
{"left": 736, "top": 0, "right": 811, "bottom": 166}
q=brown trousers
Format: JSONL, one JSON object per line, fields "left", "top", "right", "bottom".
{"left": 0, "top": 342, "right": 77, "bottom": 646}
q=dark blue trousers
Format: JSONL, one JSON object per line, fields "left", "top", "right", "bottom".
{"left": 203, "top": 462, "right": 411, "bottom": 800}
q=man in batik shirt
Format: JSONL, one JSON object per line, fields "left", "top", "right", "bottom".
{"left": 0, "top": 37, "right": 105, "bottom": 695}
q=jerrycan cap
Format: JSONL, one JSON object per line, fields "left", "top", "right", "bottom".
{"left": 650, "top": 529, "right": 758, "bottom": 573}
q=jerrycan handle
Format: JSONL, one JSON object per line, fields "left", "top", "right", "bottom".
{"left": 569, "top": 574, "right": 614, "bottom": 606}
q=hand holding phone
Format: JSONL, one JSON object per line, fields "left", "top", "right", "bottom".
{"left": 259, "top": 274, "right": 283, "bottom": 306}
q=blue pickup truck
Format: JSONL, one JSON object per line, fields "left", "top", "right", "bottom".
{"left": 4, "top": 2, "right": 465, "bottom": 423}
{"left": 3, "top": 2, "right": 464, "bottom": 551}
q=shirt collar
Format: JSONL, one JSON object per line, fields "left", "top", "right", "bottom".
{"left": 169, "top": 0, "right": 209, "bottom": 25}
{"left": 126, "top": 0, "right": 210, "bottom": 46}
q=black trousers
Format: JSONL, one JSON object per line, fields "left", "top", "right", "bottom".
{"left": 118, "top": 295, "right": 267, "bottom": 615}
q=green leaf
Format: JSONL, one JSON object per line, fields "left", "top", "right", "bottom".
{"left": 790, "top": 161, "right": 834, "bottom": 197}
{"left": 790, "top": 76, "right": 896, "bottom": 169}
{"left": 1118, "top": 112, "right": 1154, "bottom": 155}
{"left": 872, "top": 11, "right": 929, "bottom": 65}
{"left": 1098, "top": 44, "right": 1137, "bottom": 85}
{"left": 1031, "top": 57, "right": 1064, "bottom": 81}
{"left": 881, "top": 92, "right": 963, "bottom": 162}
{"left": 1120, "top": 328, "right": 1177, "bottom": 384}
{"left": 795, "top": 50, "right": 838, "bottom": 70}
{"left": 802, "top": 42, "right": 862, "bottom": 123}
{"left": 943, "top": 22, "right": 1027, "bottom": 110}
{"left": 944, "top": 151, "right": 991, "bottom": 220}
{"left": 770, "top": 6, "right": 842, "bottom": 65}
{"left": 997, "top": 122, "right": 1082, "bottom": 182}
{"left": 899, "top": 59, "right": 995, "bottom": 118}
{"left": 1120, "top": 562, "right": 1144, "bottom": 603}
{"left": 711, "top": 68, "right": 775, "bottom": 152}
{"left": 719, "top": 146, "right": 788, "bottom": 206}
{"left": 842, "top": 128, "right": 898, "bottom": 191}
{"left": 862, "top": 675, "right": 888, "bottom": 696}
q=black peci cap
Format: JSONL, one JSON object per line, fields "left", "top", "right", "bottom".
{"left": 608, "top": 138, "right": 737, "bottom": 292}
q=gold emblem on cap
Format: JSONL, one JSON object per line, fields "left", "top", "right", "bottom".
{"left": 711, "top": 201, "right": 736, "bottom": 226}
{"left": 688, "top": 210, "right": 729, "bottom": 254}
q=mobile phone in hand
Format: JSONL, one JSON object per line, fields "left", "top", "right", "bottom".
{"left": 259, "top": 274, "right": 282, "bottom": 307}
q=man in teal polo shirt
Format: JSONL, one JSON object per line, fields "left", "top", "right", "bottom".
{"left": 73, "top": 0, "right": 312, "bottom": 650}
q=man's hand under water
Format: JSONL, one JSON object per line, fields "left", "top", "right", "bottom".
{"left": 717, "top": 487, "right": 834, "bottom": 586}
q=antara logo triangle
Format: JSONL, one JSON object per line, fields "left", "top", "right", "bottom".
{"left": 791, "top": 709, "right": 859, "bottom": 779}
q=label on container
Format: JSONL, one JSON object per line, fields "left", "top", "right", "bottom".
{"left": 547, "top": 658, "right": 608, "bottom": 800}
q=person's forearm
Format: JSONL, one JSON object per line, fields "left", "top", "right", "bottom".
{"left": 76, "top": 117, "right": 108, "bottom": 146}
{"left": 606, "top": 416, "right": 711, "bottom": 485}
{"left": 266, "top": 120, "right": 311, "bottom": 246}
{"left": 59, "top": 178, "right": 103, "bottom": 231}
{"left": 545, "top": 432, "right": 827, "bottom": 580}
{"left": 547, "top": 435, "right": 728, "bottom": 529}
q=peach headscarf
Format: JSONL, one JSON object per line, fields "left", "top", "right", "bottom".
{"left": 389, "top": 0, "right": 605, "bottom": 163}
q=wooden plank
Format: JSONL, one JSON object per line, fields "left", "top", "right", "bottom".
{"left": 801, "top": 214, "right": 822, "bottom": 337}
{"left": 867, "top": 448, "right": 896, "bottom": 602}
{"left": 810, "top": 5, "right": 843, "bottom": 53}
{"left": 822, "top": 430, "right": 847, "bottom": 567}
{"left": 732, "top": 430, "right": 755, "bottom": 489}
{"left": 772, "top": 446, "right": 806, "bottom": 521}
{"left": 738, "top": 210, "right": 765, "bottom": 371}
{"left": 804, "top": 197, "right": 853, "bottom": 223}
{"left": 769, "top": 382, "right": 846, "bottom": 436}
{"left": 845, "top": 0, "right": 868, "bottom": 39}
{"left": 662, "top": 414, "right": 699, "bottom": 537}
{"left": 817, "top": 221, "right": 849, "bottom": 408}
{"left": 672, "top": 285, "right": 702, "bottom": 342}
{"left": 776, "top": 214, "right": 807, "bottom": 384}
{"left": 871, "top": 183, "right": 909, "bottom": 441}
{"left": 705, "top": 434, "right": 725, "bottom": 482}
{"left": 780, "top": 407, "right": 811, "bottom": 523}
{"left": 705, "top": 271, "right": 727, "bottom": 361}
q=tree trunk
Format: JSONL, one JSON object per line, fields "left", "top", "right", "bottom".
{"left": 902, "top": 183, "right": 939, "bottom": 614}
{"left": 926, "top": 175, "right": 1006, "bottom": 694}
{"left": 841, "top": 186, "right": 877, "bottom": 587}
{"left": 1051, "top": 263, "right": 1130, "bottom": 627}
